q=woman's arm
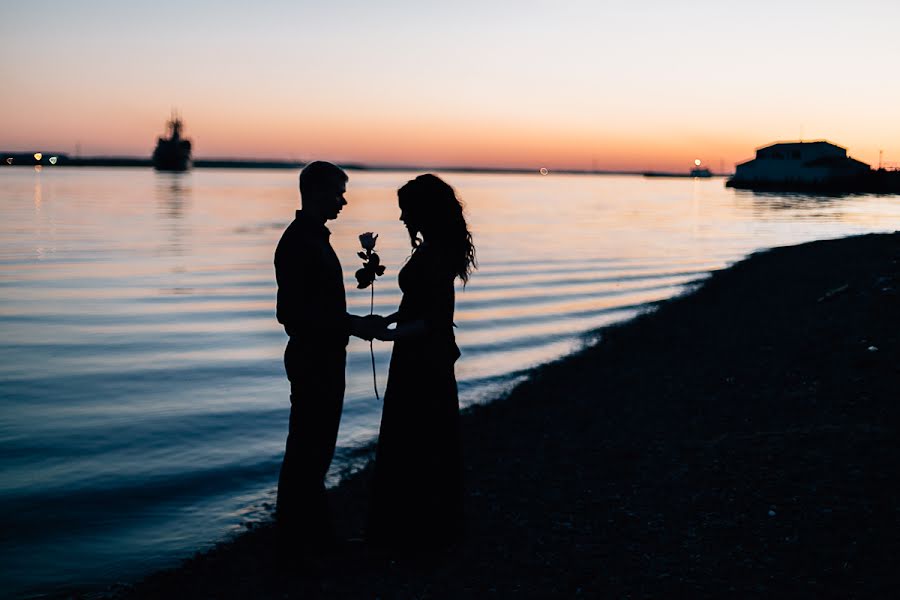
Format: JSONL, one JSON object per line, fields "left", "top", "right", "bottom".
{"left": 376, "top": 318, "right": 427, "bottom": 341}
{"left": 377, "top": 255, "right": 455, "bottom": 342}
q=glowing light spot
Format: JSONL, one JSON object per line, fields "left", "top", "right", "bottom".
{"left": 5, "top": 158, "right": 12, "bottom": 165}
{"left": 49, "top": 156, "right": 58, "bottom": 165}
{"left": 34, "top": 165, "right": 43, "bottom": 172}
{"left": 694, "top": 159, "right": 702, "bottom": 166}
{"left": 539, "top": 168, "right": 549, "bottom": 176}
{"left": 34, "top": 152, "right": 43, "bottom": 161}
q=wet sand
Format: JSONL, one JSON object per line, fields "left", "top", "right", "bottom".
{"left": 108, "top": 231, "right": 899, "bottom": 599}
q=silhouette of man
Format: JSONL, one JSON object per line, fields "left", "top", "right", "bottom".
{"left": 274, "top": 161, "right": 379, "bottom": 561}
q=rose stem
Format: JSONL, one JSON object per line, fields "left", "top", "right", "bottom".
{"left": 370, "top": 280, "right": 379, "bottom": 400}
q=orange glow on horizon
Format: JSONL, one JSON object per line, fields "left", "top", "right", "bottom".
{"left": 4, "top": 113, "right": 894, "bottom": 173}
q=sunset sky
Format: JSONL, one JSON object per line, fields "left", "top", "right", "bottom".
{"left": 2, "top": 0, "right": 899, "bottom": 171}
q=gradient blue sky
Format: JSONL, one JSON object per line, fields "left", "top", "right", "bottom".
{"left": 2, "top": 0, "right": 898, "bottom": 170}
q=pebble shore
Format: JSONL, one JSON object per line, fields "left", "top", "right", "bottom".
{"left": 105, "top": 231, "right": 899, "bottom": 599}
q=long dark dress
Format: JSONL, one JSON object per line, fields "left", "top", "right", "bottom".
{"left": 368, "top": 244, "right": 464, "bottom": 551}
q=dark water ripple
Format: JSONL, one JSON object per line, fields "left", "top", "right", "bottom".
{"left": 3, "top": 169, "right": 899, "bottom": 596}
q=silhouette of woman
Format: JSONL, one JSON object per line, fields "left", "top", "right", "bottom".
{"left": 368, "top": 174, "right": 476, "bottom": 553}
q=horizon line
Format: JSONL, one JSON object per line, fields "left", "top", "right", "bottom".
{"left": 1, "top": 151, "right": 729, "bottom": 176}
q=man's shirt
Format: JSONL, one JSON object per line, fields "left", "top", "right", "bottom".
{"left": 275, "top": 210, "right": 350, "bottom": 349}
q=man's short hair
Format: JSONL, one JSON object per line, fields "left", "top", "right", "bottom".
{"left": 299, "top": 161, "right": 348, "bottom": 199}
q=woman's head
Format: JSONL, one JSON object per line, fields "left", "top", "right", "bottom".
{"left": 398, "top": 174, "right": 476, "bottom": 284}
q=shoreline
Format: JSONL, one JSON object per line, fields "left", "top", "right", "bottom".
{"left": 79, "top": 231, "right": 899, "bottom": 598}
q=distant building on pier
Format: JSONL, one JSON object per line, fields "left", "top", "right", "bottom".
{"left": 727, "top": 141, "right": 870, "bottom": 190}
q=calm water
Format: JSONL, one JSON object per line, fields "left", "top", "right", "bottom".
{"left": 1, "top": 167, "right": 899, "bottom": 596}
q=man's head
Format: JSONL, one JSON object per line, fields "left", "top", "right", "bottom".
{"left": 299, "top": 161, "right": 348, "bottom": 221}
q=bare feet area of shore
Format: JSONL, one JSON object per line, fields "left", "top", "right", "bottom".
{"left": 105, "top": 232, "right": 898, "bottom": 599}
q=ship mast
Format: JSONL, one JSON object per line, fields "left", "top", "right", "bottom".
{"left": 170, "top": 109, "right": 183, "bottom": 141}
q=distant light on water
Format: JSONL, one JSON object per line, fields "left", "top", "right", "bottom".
{"left": 33, "top": 152, "right": 43, "bottom": 161}
{"left": 540, "top": 167, "right": 549, "bottom": 176}
{"left": 49, "top": 156, "right": 58, "bottom": 165}
{"left": 5, "top": 157, "right": 12, "bottom": 165}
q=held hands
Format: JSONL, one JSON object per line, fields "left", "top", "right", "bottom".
{"left": 372, "top": 312, "right": 400, "bottom": 341}
{"left": 372, "top": 321, "right": 395, "bottom": 342}
{"left": 352, "top": 314, "right": 388, "bottom": 341}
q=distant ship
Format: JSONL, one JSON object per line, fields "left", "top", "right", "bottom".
{"left": 152, "top": 114, "right": 192, "bottom": 172}
{"left": 643, "top": 160, "right": 713, "bottom": 178}
{"left": 690, "top": 166, "right": 712, "bottom": 178}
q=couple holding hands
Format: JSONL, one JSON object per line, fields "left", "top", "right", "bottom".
{"left": 273, "top": 161, "right": 476, "bottom": 563}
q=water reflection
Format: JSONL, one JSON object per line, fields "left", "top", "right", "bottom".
{"left": 154, "top": 171, "right": 192, "bottom": 257}
{"left": 33, "top": 174, "right": 42, "bottom": 211}
{"left": 156, "top": 171, "right": 191, "bottom": 219}
{"left": 30, "top": 169, "right": 54, "bottom": 261}
{"left": 731, "top": 189, "right": 848, "bottom": 220}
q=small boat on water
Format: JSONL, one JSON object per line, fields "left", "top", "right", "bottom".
{"left": 153, "top": 114, "right": 192, "bottom": 172}
{"left": 690, "top": 166, "right": 712, "bottom": 177}
{"left": 643, "top": 160, "right": 713, "bottom": 178}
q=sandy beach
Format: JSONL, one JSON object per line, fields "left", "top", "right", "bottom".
{"left": 102, "top": 231, "right": 899, "bottom": 599}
